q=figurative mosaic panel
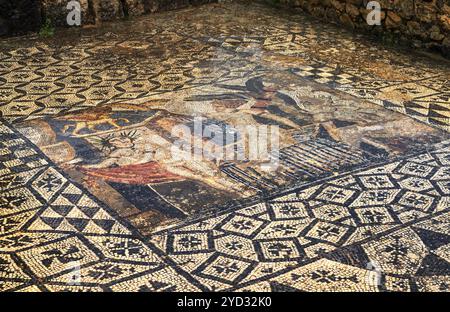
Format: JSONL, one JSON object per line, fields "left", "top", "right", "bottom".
{"left": 13, "top": 73, "right": 448, "bottom": 233}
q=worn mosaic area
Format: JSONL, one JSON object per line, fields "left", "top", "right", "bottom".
{"left": 0, "top": 1, "right": 449, "bottom": 291}
{"left": 12, "top": 72, "right": 448, "bottom": 235}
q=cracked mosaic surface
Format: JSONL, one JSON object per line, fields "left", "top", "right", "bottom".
{"left": 0, "top": 1, "right": 449, "bottom": 291}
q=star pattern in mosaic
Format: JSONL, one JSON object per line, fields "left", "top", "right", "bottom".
{"left": 0, "top": 121, "right": 200, "bottom": 291}
{"left": 0, "top": 116, "right": 449, "bottom": 292}
{"left": 149, "top": 140, "right": 450, "bottom": 291}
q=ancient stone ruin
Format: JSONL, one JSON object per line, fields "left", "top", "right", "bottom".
{"left": 0, "top": 0, "right": 216, "bottom": 35}
{"left": 280, "top": 0, "right": 450, "bottom": 56}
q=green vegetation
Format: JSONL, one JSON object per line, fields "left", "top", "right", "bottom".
{"left": 39, "top": 18, "right": 55, "bottom": 37}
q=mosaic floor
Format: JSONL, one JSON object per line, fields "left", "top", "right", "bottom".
{"left": 0, "top": 1, "right": 449, "bottom": 292}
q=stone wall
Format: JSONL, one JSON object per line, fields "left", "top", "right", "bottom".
{"left": 43, "top": 0, "right": 217, "bottom": 25}
{"left": 279, "top": 0, "right": 450, "bottom": 56}
{"left": 0, "top": 0, "right": 216, "bottom": 36}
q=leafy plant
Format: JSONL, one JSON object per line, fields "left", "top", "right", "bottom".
{"left": 39, "top": 18, "right": 54, "bottom": 37}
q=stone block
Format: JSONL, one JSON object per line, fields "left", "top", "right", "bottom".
{"left": 330, "top": 0, "right": 345, "bottom": 12}
{"left": 340, "top": 13, "right": 355, "bottom": 28}
{"left": 94, "top": 0, "right": 124, "bottom": 21}
{"left": 442, "top": 4, "right": 450, "bottom": 15}
{"left": 439, "top": 14, "right": 450, "bottom": 32}
{"left": 396, "top": 0, "right": 415, "bottom": 18}
{"left": 416, "top": 2, "right": 437, "bottom": 23}
{"left": 346, "top": 3, "right": 360, "bottom": 17}
{"left": 385, "top": 10, "right": 402, "bottom": 28}
{"left": 124, "top": 0, "right": 146, "bottom": 17}
{"left": 430, "top": 25, "right": 445, "bottom": 41}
